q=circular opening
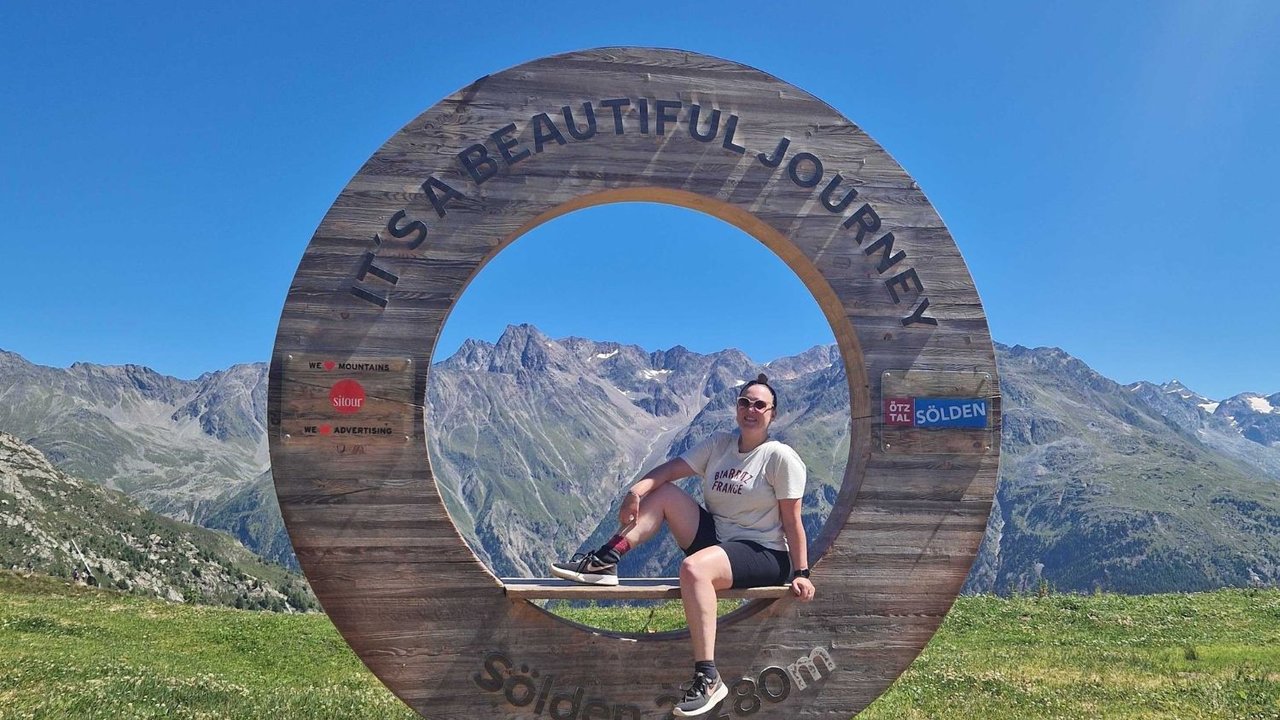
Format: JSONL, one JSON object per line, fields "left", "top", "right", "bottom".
{"left": 424, "top": 202, "right": 852, "bottom": 633}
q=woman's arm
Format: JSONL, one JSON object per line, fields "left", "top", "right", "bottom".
{"left": 778, "top": 497, "right": 815, "bottom": 600}
{"left": 617, "top": 457, "right": 695, "bottom": 526}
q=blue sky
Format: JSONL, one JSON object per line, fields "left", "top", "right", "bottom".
{"left": 2, "top": 2, "right": 1277, "bottom": 400}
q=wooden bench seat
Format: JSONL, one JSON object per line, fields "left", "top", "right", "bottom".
{"left": 502, "top": 578, "right": 792, "bottom": 600}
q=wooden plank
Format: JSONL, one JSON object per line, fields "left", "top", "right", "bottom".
{"left": 502, "top": 578, "right": 792, "bottom": 600}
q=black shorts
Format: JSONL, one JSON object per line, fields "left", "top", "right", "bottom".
{"left": 682, "top": 506, "right": 792, "bottom": 589}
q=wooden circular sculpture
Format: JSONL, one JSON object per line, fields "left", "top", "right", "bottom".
{"left": 269, "top": 47, "right": 1000, "bottom": 719}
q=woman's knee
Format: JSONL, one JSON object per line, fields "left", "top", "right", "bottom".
{"left": 679, "top": 557, "right": 702, "bottom": 584}
{"left": 646, "top": 484, "right": 702, "bottom": 532}
{"left": 680, "top": 549, "right": 731, "bottom": 586}
{"left": 645, "top": 482, "right": 692, "bottom": 507}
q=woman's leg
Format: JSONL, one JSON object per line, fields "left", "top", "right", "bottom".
{"left": 554, "top": 484, "right": 708, "bottom": 585}
{"left": 679, "top": 546, "right": 733, "bottom": 662}
{"left": 621, "top": 482, "right": 704, "bottom": 550}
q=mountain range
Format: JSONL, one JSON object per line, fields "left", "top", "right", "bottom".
{"left": 1, "top": 330, "right": 1278, "bottom": 595}
{"left": 976, "top": 346, "right": 1280, "bottom": 593}
{"left": 0, "top": 431, "right": 314, "bottom": 611}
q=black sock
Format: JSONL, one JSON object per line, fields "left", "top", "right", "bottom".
{"left": 694, "top": 660, "right": 718, "bottom": 681}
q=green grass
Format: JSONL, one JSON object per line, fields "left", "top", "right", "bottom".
{"left": 858, "top": 590, "right": 1280, "bottom": 720}
{"left": 1, "top": 571, "right": 1277, "bottom": 719}
{"left": 0, "top": 572, "right": 411, "bottom": 720}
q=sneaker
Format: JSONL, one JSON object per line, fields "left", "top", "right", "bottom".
{"left": 549, "top": 551, "right": 618, "bottom": 586}
{"left": 672, "top": 671, "right": 727, "bottom": 717}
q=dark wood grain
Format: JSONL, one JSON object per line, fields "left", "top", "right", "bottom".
{"left": 269, "top": 46, "right": 1001, "bottom": 719}
{"left": 502, "top": 578, "right": 791, "bottom": 600}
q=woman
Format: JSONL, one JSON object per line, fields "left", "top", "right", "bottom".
{"left": 551, "top": 374, "right": 816, "bottom": 717}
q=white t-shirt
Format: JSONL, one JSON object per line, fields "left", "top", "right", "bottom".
{"left": 679, "top": 431, "right": 807, "bottom": 552}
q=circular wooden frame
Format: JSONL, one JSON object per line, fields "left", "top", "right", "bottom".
{"left": 269, "top": 47, "right": 1000, "bottom": 719}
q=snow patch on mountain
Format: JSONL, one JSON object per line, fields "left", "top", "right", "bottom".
{"left": 1247, "top": 396, "right": 1275, "bottom": 414}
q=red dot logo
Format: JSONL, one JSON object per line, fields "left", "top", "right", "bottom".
{"left": 329, "top": 379, "right": 366, "bottom": 415}
{"left": 322, "top": 360, "right": 336, "bottom": 371}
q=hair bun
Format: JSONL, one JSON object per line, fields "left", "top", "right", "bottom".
{"left": 756, "top": 373, "right": 768, "bottom": 384}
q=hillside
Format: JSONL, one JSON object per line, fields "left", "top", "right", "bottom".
{"left": 0, "top": 350, "right": 268, "bottom": 522}
{"left": 971, "top": 344, "right": 1280, "bottom": 593}
{"left": 0, "top": 433, "right": 314, "bottom": 611}
{"left": 0, "top": 571, "right": 1275, "bottom": 718}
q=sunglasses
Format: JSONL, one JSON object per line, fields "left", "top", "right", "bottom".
{"left": 736, "top": 397, "right": 773, "bottom": 411}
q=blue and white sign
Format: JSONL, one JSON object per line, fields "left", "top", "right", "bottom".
{"left": 912, "top": 397, "right": 988, "bottom": 429}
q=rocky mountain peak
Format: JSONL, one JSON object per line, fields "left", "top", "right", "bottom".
{"left": 1158, "top": 379, "right": 1208, "bottom": 402}
{"left": 1001, "top": 343, "right": 1119, "bottom": 396}
{"left": 442, "top": 337, "right": 495, "bottom": 370}
{"left": 65, "top": 361, "right": 190, "bottom": 406}
{"left": 170, "top": 363, "right": 268, "bottom": 442}
{"left": 1215, "top": 392, "right": 1280, "bottom": 447}
{"left": 1127, "top": 379, "right": 1211, "bottom": 407}
{"left": 0, "top": 349, "right": 32, "bottom": 369}
{"left": 488, "top": 324, "right": 575, "bottom": 374}
{"left": 764, "top": 344, "right": 841, "bottom": 380}
{"left": 651, "top": 344, "right": 696, "bottom": 369}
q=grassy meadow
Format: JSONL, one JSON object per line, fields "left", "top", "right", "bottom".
{"left": 1, "top": 570, "right": 1277, "bottom": 719}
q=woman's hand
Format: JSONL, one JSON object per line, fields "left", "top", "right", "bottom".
{"left": 618, "top": 490, "right": 641, "bottom": 527}
{"left": 791, "top": 576, "right": 815, "bottom": 601}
